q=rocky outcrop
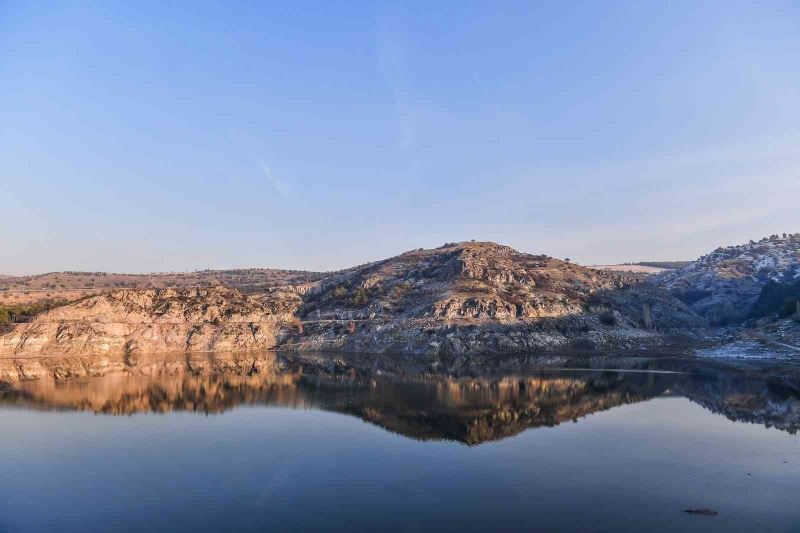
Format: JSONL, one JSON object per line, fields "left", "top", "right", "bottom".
{"left": 0, "top": 287, "right": 299, "bottom": 357}
{"left": 0, "top": 242, "right": 707, "bottom": 358}
{"left": 289, "top": 241, "right": 705, "bottom": 354}
{"left": 658, "top": 233, "right": 800, "bottom": 324}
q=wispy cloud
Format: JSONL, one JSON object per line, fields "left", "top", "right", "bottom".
{"left": 376, "top": 9, "right": 415, "bottom": 148}
{"left": 256, "top": 159, "right": 289, "bottom": 197}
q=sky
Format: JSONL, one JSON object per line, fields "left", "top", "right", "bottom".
{"left": 1, "top": 1, "right": 799, "bottom": 275}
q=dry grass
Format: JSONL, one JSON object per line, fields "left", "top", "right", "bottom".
{"left": 0, "top": 269, "right": 326, "bottom": 305}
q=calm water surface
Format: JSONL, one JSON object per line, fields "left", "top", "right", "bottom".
{"left": 0, "top": 353, "right": 798, "bottom": 532}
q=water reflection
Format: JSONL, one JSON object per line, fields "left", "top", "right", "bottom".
{"left": 1, "top": 352, "right": 799, "bottom": 443}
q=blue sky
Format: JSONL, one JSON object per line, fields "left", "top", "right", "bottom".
{"left": 2, "top": 1, "right": 799, "bottom": 274}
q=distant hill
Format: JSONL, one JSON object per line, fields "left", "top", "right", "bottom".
{"left": 0, "top": 268, "right": 327, "bottom": 305}
{"left": 634, "top": 261, "right": 691, "bottom": 270}
{"left": 589, "top": 261, "right": 690, "bottom": 276}
{"left": 589, "top": 264, "right": 667, "bottom": 276}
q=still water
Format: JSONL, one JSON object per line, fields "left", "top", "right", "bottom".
{"left": 0, "top": 352, "right": 798, "bottom": 532}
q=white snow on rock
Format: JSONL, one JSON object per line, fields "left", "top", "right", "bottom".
{"left": 657, "top": 233, "right": 800, "bottom": 324}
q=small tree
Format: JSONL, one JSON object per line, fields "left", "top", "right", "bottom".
{"left": 351, "top": 288, "right": 369, "bottom": 307}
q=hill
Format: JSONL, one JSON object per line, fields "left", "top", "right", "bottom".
{"left": 589, "top": 264, "right": 668, "bottom": 276}
{"left": 588, "top": 261, "right": 691, "bottom": 278}
{"left": 635, "top": 261, "right": 691, "bottom": 270}
{"left": 287, "top": 241, "right": 704, "bottom": 354}
{"left": 0, "top": 268, "right": 326, "bottom": 306}
{"left": 0, "top": 287, "right": 300, "bottom": 358}
{"left": 0, "top": 242, "right": 705, "bottom": 358}
{"left": 657, "top": 233, "right": 800, "bottom": 324}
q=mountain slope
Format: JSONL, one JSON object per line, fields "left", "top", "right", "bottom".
{"left": 0, "top": 287, "right": 299, "bottom": 357}
{"left": 0, "top": 242, "right": 706, "bottom": 358}
{"left": 287, "top": 241, "right": 704, "bottom": 354}
{"left": 658, "top": 233, "right": 800, "bottom": 324}
{"left": 0, "top": 268, "right": 326, "bottom": 306}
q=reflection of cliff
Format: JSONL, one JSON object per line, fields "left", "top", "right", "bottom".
{"left": 1, "top": 353, "right": 798, "bottom": 442}
{"left": 673, "top": 373, "right": 800, "bottom": 434}
{"left": 0, "top": 353, "right": 304, "bottom": 415}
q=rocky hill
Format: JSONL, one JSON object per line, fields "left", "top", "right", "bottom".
{"left": 287, "top": 241, "right": 704, "bottom": 354}
{"left": 0, "top": 242, "right": 707, "bottom": 358}
{"left": 657, "top": 233, "right": 800, "bottom": 324}
{"left": 0, "top": 287, "right": 300, "bottom": 358}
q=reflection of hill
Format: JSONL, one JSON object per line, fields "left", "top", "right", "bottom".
{"left": 331, "top": 374, "right": 669, "bottom": 444}
{"left": 1, "top": 353, "right": 798, "bottom": 442}
{"left": 673, "top": 372, "right": 800, "bottom": 434}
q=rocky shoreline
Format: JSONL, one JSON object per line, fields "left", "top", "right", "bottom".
{"left": 1, "top": 239, "right": 797, "bottom": 360}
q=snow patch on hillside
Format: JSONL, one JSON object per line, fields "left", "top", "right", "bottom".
{"left": 657, "top": 233, "right": 800, "bottom": 324}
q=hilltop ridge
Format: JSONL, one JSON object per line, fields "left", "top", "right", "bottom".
{"left": 0, "top": 241, "right": 704, "bottom": 358}
{"left": 0, "top": 268, "right": 327, "bottom": 306}
{"left": 658, "top": 233, "right": 800, "bottom": 324}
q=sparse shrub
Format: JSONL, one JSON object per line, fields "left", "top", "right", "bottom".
{"left": 391, "top": 281, "right": 412, "bottom": 298}
{"left": 599, "top": 310, "right": 617, "bottom": 326}
{"left": 351, "top": 288, "right": 369, "bottom": 307}
{"left": 0, "top": 300, "right": 67, "bottom": 324}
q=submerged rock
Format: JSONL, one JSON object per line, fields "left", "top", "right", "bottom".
{"left": 683, "top": 509, "right": 719, "bottom": 516}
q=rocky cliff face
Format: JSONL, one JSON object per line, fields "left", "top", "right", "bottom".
{"left": 290, "top": 241, "right": 705, "bottom": 354}
{"left": 0, "top": 242, "right": 706, "bottom": 358}
{"left": 658, "top": 234, "right": 800, "bottom": 324}
{"left": 0, "top": 287, "right": 299, "bottom": 357}
{"left": 303, "top": 242, "right": 613, "bottom": 321}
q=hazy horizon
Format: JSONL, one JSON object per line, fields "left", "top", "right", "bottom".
{"left": 3, "top": 1, "right": 799, "bottom": 275}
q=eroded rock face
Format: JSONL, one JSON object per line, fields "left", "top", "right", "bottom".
{"left": 291, "top": 241, "right": 705, "bottom": 354}
{"left": 658, "top": 234, "right": 800, "bottom": 324}
{"left": 0, "top": 287, "right": 298, "bottom": 357}
{"left": 0, "top": 242, "right": 708, "bottom": 358}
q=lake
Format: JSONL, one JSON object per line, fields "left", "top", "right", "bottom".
{"left": 0, "top": 352, "right": 798, "bottom": 532}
